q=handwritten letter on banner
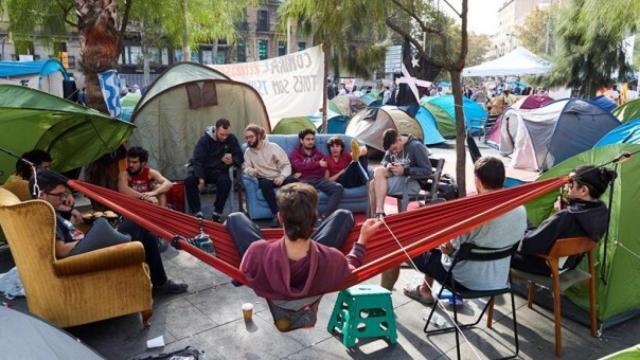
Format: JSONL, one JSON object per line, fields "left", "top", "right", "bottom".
{"left": 211, "top": 45, "right": 324, "bottom": 129}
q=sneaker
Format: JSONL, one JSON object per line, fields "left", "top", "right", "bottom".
{"left": 194, "top": 211, "right": 204, "bottom": 219}
{"left": 375, "top": 212, "right": 386, "bottom": 221}
{"left": 350, "top": 139, "right": 360, "bottom": 162}
{"left": 211, "top": 212, "right": 222, "bottom": 223}
{"left": 154, "top": 279, "right": 188, "bottom": 295}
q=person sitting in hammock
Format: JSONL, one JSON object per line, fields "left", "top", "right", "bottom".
{"left": 325, "top": 136, "right": 369, "bottom": 188}
{"left": 225, "top": 182, "right": 381, "bottom": 331}
{"left": 511, "top": 166, "right": 616, "bottom": 276}
{"left": 404, "top": 157, "right": 527, "bottom": 304}
{"left": 118, "top": 146, "right": 173, "bottom": 207}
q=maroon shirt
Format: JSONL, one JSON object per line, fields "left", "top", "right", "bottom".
{"left": 327, "top": 152, "right": 352, "bottom": 177}
{"left": 290, "top": 146, "right": 326, "bottom": 180}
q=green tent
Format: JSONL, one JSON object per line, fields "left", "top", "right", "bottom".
{"left": 423, "top": 102, "right": 456, "bottom": 138}
{"left": 526, "top": 143, "right": 640, "bottom": 327}
{"left": 612, "top": 99, "right": 640, "bottom": 123}
{"left": 272, "top": 116, "right": 316, "bottom": 134}
{"left": 0, "top": 85, "right": 134, "bottom": 183}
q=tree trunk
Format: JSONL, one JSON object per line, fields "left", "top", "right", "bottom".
{"left": 75, "top": 0, "right": 119, "bottom": 113}
{"left": 322, "top": 42, "right": 329, "bottom": 134}
{"left": 180, "top": 0, "right": 190, "bottom": 62}
{"left": 141, "top": 27, "right": 151, "bottom": 87}
{"left": 450, "top": 70, "right": 466, "bottom": 197}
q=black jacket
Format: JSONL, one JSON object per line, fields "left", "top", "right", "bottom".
{"left": 191, "top": 126, "right": 243, "bottom": 179}
{"left": 521, "top": 199, "right": 609, "bottom": 269}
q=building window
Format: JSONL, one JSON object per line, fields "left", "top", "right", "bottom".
{"left": 161, "top": 48, "right": 169, "bottom": 65}
{"left": 216, "top": 48, "right": 229, "bottom": 64}
{"left": 67, "top": 55, "right": 76, "bottom": 69}
{"left": 237, "top": 40, "right": 246, "bottom": 62}
{"left": 127, "top": 46, "right": 142, "bottom": 65}
{"left": 201, "top": 49, "right": 214, "bottom": 64}
{"left": 53, "top": 41, "right": 67, "bottom": 54}
{"left": 278, "top": 41, "right": 287, "bottom": 56}
{"left": 257, "top": 10, "right": 269, "bottom": 31}
{"left": 297, "top": 41, "right": 306, "bottom": 51}
{"left": 258, "top": 39, "right": 268, "bottom": 60}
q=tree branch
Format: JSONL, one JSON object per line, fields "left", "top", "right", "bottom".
{"left": 453, "top": 0, "right": 468, "bottom": 69}
{"left": 117, "top": 0, "right": 133, "bottom": 59}
{"left": 390, "top": 0, "right": 441, "bottom": 35}
{"left": 385, "top": 17, "right": 444, "bottom": 69}
{"left": 56, "top": 0, "right": 78, "bottom": 27}
{"left": 441, "top": 0, "right": 462, "bottom": 18}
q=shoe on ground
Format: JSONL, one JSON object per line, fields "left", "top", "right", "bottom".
{"left": 211, "top": 212, "right": 222, "bottom": 223}
{"left": 350, "top": 139, "right": 360, "bottom": 162}
{"left": 194, "top": 211, "right": 204, "bottom": 219}
{"left": 154, "top": 279, "right": 188, "bottom": 295}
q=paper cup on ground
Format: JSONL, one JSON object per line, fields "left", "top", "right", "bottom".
{"left": 242, "top": 303, "right": 254, "bottom": 320}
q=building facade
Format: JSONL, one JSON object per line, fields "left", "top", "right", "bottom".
{"left": 492, "top": 0, "right": 553, "bottom": 57}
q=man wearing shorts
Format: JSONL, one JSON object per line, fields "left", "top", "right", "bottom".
{"left": 369, "top": 129, "right": 432, "bottom": 290}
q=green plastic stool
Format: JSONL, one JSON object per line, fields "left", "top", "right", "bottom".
{"left": 327, "top": 284, "right": 397, "bottom": 348}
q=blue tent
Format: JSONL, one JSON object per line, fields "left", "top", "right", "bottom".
{"left": 595, "top": 118, "right": 640, "bottom": 147}
{"left": 590, "top": 95, "right": 617, "bottom": 113}
{"left": 397, "top": 104, "right": 447, "bottom": 145}
{"left": 422, "top": 95, "right": 488, "bottom": 129}
{"left": 0, "top": 59, "right": 69, "bottom": 80}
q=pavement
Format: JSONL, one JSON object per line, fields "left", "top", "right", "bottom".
{"left": 1, "top": 139, "right": 639, "bottom": 359}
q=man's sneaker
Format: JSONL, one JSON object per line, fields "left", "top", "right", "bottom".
{"left": 211, "top": 212, "right": 222, "bottom": 223}
{"left": 194, "top": 211, "right": 204, "bottom": 219}
{"left": 350, "top": 139, "right": 360, "bottom": 162}
{"left": 154, "top": 279, "right": 188, "bottom": 295}
{"left": 375, "top": 212, "right": 386, "bottom": 221}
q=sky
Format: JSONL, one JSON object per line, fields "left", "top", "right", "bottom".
{"left": 443, "top": 0, "right": 502, "bottom": 35}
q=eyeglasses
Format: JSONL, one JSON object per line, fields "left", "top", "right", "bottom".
{"left": 46, "top": 191, "right": 71, "bottom": 199}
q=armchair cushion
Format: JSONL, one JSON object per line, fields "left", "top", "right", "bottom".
{"left": 242, "top": 134, "right": 369, "bottom": 219}
{"left": 53, "top": 241, "right": 146, "bottom": 277}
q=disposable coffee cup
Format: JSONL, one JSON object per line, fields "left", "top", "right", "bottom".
{"left": 242, "top": 303, "right": 254, "bottom": 321}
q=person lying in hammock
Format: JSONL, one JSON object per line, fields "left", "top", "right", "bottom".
{"left": 226, "top": 182, "right": 381, "bottom": 331}
{"left": 511, "top": 165, "right": 616, "bottom": 276}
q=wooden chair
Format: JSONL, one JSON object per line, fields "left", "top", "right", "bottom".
{"left": 509, "top": 237, "right": 598, "bottom": 357}
{"left": 0, "top": 188, "right": 153, "bottom": 328}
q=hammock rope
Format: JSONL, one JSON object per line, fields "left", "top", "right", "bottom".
{"left": 67, "top": 176, "right": 568, "bottom": 295}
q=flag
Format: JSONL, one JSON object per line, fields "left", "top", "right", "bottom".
{"left": 98, "top": 69, "right": 122, "bottom": 117}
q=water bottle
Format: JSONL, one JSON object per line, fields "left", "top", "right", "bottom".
{"left": 438, "top": 289, "right": 464, "bottom": 306}
{"left": 189, "top": 217, "right": 216, "bottom": 255}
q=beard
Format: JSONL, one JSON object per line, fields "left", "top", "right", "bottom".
{"left": 127, "top": 167, "right": 141, "bottom": 176}
{"left": 248, "top": 140, "right": 259, "bottom": 148}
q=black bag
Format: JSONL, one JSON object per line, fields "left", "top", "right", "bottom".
{"left": 437, "top": 174, "right": 459, "bottom": 200}
{"left": 133, "top": 346, "right": 204, "bottom": 360}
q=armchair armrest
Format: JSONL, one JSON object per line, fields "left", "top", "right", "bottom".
{"left": 53, "top": 241, "right": 146, "bottom": 276}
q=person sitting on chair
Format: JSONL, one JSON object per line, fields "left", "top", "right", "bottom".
{"left": 511, "top": 166, "right": 616, "bottom": 276}
{"left": 2, "top": 149, "right": 52, "bottom": 201}
{"left": 32, "top": 170, "right": 188, "bottom": 295}
{"left": 325, "top": 136, "right": 369, "bottom": 188}
{"left": 290, "top": 128, "right": 343, "bottom": 219}
{"left": 403, "top": 157, "right": 527, "bottom": 304}
{"left": 243, "top": 124, "right": 298, "bottom": 224}
{"left": 185, "top": 118, "right": 243, "bottom": 222}
{"left": 118, "top": 146, "right": 173, "bottom": 207}
{"left": 225, "top": 182, "right": 380, "bottom": 329}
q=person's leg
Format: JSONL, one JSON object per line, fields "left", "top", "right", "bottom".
{"left": 118, "top": 219, "right": 168, "bottom": 286}
{"left": 213, "top": 170, "right": 232, "bottom": 214}
{"left": 282, "top": 175, "right": 299, "bottom": 186}
{"left": 225, "top": 212, "right": 265, "bottom": 257}
{"left": 338, "top": 162, "right": 369, "bottom": 188}
{"left": 381, "top": 268, "right": 400, "bottom": 291}
{"left": 313, "top": 179, "right": 343, "bottom": 217}
{"left": 416, "top": 250, "right": 449, "bottom": 299}
{"left": 372, "top": 167, "right": 389, "bottom": 214}
{"left": 68, "top": 218, "right": 131, "bottom": 256}
{"left": 184, "top": 173, "right": 201, "bottom": 214}
{"left": 511, "top": 252, "right": 551, "bottom": 276}
{"left": 258, "top": 177, "right": 278, "bottom": 215}
{"left": 311, "top": 209, "right": 354, "bottom": 248}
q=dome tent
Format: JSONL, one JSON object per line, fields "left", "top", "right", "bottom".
{"left": 594, "top": 119, "right": 640, "bottom": 148}
{"left": 272, "top": 116, "right": 316, "bottom": 134}
{"left": 499, "top": 99, "right": 620, "bottom": 171}
{"left": 485, "top": 94, "right": 554, "bottom": 148}
{"left": 130, "top": 62, "right": 270, "bottom": 179}
{"left": 345, "top": 106, "right": 424, "bottom": 151}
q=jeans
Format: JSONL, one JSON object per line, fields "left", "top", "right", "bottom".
{"left": 185, "top": 168, "right": 231, "bottom": 214}
{"left": 301, "top": 178, "right": 343, "bottom": 218}
{"left": 257, "top": 175, "right": 299, "bottom": 215}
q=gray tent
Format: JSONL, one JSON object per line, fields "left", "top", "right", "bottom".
{"left": 0, "top": 306, "right": 103, "bottom": 359}
{"left": 345, "top": 106, "right": 424, "bottom": 151}
{"left": 499, "top": 99, "right": 620, "bottom": 171}
{"left": 130, "top": 62, "right": 270, "bottom": 179}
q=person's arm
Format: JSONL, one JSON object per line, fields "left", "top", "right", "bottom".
{"left": 290, "top": 149, "right": 323, "bottom": 172}
{"left": 55, "top": 239, "right": 77, "bottom": 258}
{"left": 327, "top": 169, "right": 345, "bottom": 181}
{"left": 380, "top": 151, "right": 391, "bottom": 167}
{"left": 243, "top": 150, "right": 258, "bottom": 176}
{"left": 406, "top": 143, "right": 432, "bottom": 177}
{"left": 117, "top": 171, "right": 143, "bottom": 198}
{"left": 229, "top": 135, "right": 244, "bottom": 167}
{"left": 520, "top": 212, "right": 568, "bottom": 255}
{"left": 275, "top": 146, "right": 292, "bottom": 178}
{"left": 147, "top": 169, "right": 173, "bottom": 196}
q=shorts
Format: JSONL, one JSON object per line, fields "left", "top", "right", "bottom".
{"left": 387, "top": 176, "right": 421, "bottom": 196}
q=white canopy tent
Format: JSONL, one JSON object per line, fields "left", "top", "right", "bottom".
{"left": 463, "top": 47, "right": 552, "bottom": 77}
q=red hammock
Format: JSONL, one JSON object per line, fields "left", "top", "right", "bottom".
{"left": 68, "top": 177, "right": 567, "bottom": 292}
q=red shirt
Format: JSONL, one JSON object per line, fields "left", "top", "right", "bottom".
{"left": 128, "top": 166, "right": 152, "bottom": 193}
{"left": 327, "top": 152, "right": 351, "bottom": 177}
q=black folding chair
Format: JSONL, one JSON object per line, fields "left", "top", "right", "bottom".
{"left": 424, "top": 243, "right": 520, "bottom": 360}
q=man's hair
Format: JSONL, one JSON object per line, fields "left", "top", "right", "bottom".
{"left": 277, "top": 183, "right": 318, "bottom": 240}
{"left": 17, "top": 150, "right": 52, "bottom": 179}
{"left": 29, "top": 170, "right": 69, "bottom": 198}
{"left": 215, "top": 118, "right": 231, "bottom": 129}
{"left": 126, "top": 146, "right": 149, "bottom": 163}
{"left": 327, "top": 136, "right": 345, "bottom": 153}
{"left": 245, "top": 124, "right": 266, "bottom": 141}
{"left": 298, "top": 128, "right": 316, "bottom": 140}
{"left": 382, "top": 129, "right": 399, "bottom": 150}
{"left": 474, "top": 157, "right": 505, "bottom": 190}
{"left": 572, "top": 165, "right": 617, "bottom": 199}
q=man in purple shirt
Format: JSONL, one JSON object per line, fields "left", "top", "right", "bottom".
{"left": 225, "top": 182, "right": 380, "bottom": 330}
{"left": 289, "top": 128, "right": 343, "bottom": 218}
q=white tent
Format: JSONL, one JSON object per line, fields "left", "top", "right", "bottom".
{"left": 463, "top": 47, "right": 552, "bottom": 77}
